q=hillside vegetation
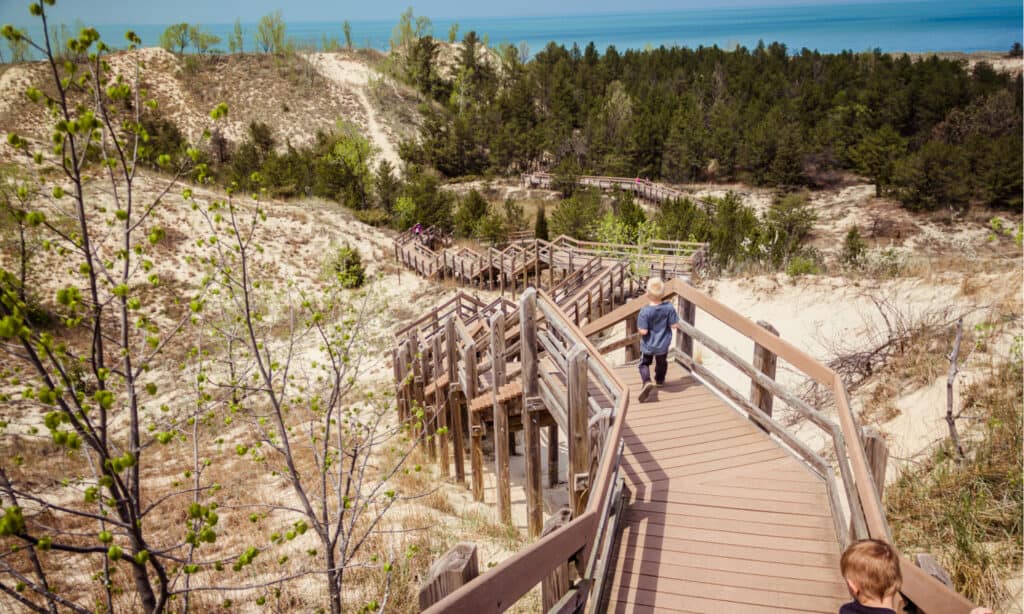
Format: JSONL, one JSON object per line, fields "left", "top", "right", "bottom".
{"left": 0, "top": 3, "right": 1020, "bottom": 612}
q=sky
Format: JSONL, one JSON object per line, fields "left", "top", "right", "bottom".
{"left": 0, "top": 0, "right": 897, "bottom": 26}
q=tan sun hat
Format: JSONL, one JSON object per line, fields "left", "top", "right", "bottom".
{"left": 646, "top": 277, "right": 665, "bottom": 300}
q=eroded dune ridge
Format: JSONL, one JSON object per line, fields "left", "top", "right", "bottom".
{"left": 0, "top": 34, "right": 1019, "bottom": 613}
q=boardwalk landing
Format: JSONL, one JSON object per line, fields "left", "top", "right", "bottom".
{"left": 607, "top": 366, "right": 849, "bottom": 613}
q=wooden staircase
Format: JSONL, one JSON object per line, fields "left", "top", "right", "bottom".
{"left": 393, "top": 235, "right": 977, "bottom": 614}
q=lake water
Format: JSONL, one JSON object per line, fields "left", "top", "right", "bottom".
{"left": 17, "top": 0, "right": 1024, "bottom": 58}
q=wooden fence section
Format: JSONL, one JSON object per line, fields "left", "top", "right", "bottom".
{"left": 394, "top": 242, "right": 975, "bottom": 611}
{"left": 395, "top": 233, "right": 704, "bottom": 301}
{"left": 521, "top": 172, "right": 716, "bottom": 210}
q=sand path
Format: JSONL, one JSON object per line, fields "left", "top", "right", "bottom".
{"left": 305, "top": 53, "right": 401, "bottom": 168}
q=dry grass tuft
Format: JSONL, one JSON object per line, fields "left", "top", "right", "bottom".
{"left": 886, "top": 360, "right": 1023, "bottom": 607}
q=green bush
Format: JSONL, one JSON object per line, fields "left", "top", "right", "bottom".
{"left": 474, "top": 212, "right": 508, "bottom": 244}
{"left": 454, "top": 189, "right": 488, "bottom": 238}
{"left": 841, "top": 225, "right": 866, "bottom": 267}
{"left": 764, "top": 192, "right": 817, "bottom": 267}
{"left": 550, "top": 189, "right": 602, "bottom": 241}
{"left": 869, "top": 247, "right": 903, "bottom": 277}
{"left": 656, "top": 197, "right": 710, "bottom": 243}
{"left": 331, "top": 244, "right": 366, "bottom": 289}
{"left": 893, "top": 141, "right": 971, "bottom": 211}
{"left": 354, "top": 208, "right": 390, "bottom": 227}
{"left": 709, "top": 193, "right": 761, "bottom": 269}
{"left": 785, "top": 254, "right": 820, "bottom": 277}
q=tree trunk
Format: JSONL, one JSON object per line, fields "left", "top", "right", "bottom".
{"left": 130, "top": 564, "right": 157, "bottom": 613}
{"left": 326, "top": 550, "right": 343, "bottom": 614}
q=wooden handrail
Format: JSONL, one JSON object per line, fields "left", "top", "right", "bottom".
{"left": 579, "top": 276, "right": 975, "bottom": 613}
{"left": 423, "top": 510, "right": 597, "bottom": 613}
{"left": 399, "top": 238, "right": 975, "bottom": 612}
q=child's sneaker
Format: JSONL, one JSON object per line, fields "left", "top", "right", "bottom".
{"left": 638, "top": 382, "right": 654, "bottom": 402}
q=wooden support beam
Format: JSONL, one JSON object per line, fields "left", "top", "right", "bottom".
{"left": 568, "top": 345, "right": 591, "bottom": 516}
{"left": 466, "top": 341, "right": 484, "bottom": 502}
{"left": 675, "top": 276, "right": 695, "bottom": 360}
{"left": 421, "top": 344, "right": 436, "bottom": 461}
{"left": 520, "top": 289, "right": 543, "bottom": 539}
{"left": 915, "top": 553, "right": 953, "bottom": 589}
{"left": 417, "top": 543, "right": 479, "bottom": 611}
{"left": 548, "top": 424, "right": 560, "bottom": 488}
{"left": 625, "top": 315, "right": 639, "bottom": 361}
{"left": 750, "top": 320, "right": 780, "bottom": 434}
{"left": 862, "top": 426, "right": 888, "bottom": 499}
{"left": 540, "top": 508, "right": 573, "bottom": 611}
{"left": 433, "top": 334, "right": 450, "bottom": 478}
{"left": 491, "top": 313, "right": 512, "bottom": 525}
{"left": 446, "top": 319, "right": 465, "bottom": 484}
{"left": 500, "top": 252, "right": 505, "bottom": 298}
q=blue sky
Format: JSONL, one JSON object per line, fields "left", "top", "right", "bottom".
{"left": 1, "top": 0, "right": 894, "bottom": 25}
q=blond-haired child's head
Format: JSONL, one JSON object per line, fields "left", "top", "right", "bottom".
{"left": 840, "top": 539, "right": 902, "bottom": 604}
{"left": 646, "top": 278, "right": 665, "bottom": 300}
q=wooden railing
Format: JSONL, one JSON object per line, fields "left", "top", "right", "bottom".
{"left": 394, "top": 291, "right": 489, "bottom": 340}
{"left": 522, "top": 172, "right": 715, "bottom": 210}
{"left": 395, "top": 229, "right": 705, "bottom": 292}
{"left": 581, "top": 278, "right": 977, "bottom": 614}
{"left": 421, "top": 287, "right": 630, "bottom": 613}
{"left": 397, "top": 263, "right": 976, "bottom": 612}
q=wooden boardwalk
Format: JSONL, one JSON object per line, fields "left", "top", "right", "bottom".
{"left": 607, "top": 366, "right": 849, "bottom": 613}
{"left": 398, "top": 238, "right": 976, "bottom": 614}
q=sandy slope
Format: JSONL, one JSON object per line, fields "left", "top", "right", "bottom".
{"left": 306, "top": 53, "right": 402, "bottom": 168}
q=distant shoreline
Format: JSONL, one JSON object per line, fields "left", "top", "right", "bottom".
{"left": 5, "top": 0, "right": 1019, "bottom": 59}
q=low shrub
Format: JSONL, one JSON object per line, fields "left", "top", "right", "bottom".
{"left": 785, "top": 254, "right": 820, "bottom": 277}
{"left": 331, "top": 244, "right": 366, "bottom": 289}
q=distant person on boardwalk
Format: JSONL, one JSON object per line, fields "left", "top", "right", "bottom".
{"left": 839, "top": 539, "right": 991, "bottom": 614}
{"left": 637, "top": 277, "right": 680, "bottom": 402}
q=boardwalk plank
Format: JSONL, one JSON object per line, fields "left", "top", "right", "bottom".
{"left": 608, "top": 364, "right": 847, "bottom": 614}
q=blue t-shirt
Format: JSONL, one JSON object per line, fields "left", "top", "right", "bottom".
{"left": 638, "top": 302, "right": 679, "bottom": 355}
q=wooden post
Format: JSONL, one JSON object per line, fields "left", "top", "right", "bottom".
{"left": 433, "top": 334, "right": 450, "bottom": 478}
{"left": 417, "top": 543, "right": 479, "bottom": 611}
{"left": 446, "top": 319, "right": 465, "bottom": 484}
{"left": 392, "top": 347, "right": 406, "bottom": 422}
{"left": 490, "top": 313, "right": 511, "bottom": 525}
{"left": 421, "top": 342, "right": 437, "bottom": 461}
{"left": 540, "top": 508, "right": 573, "bottom": 610}
{"left": 568, "top": 345, "right": 590, "bottom": 516}
{"left": 749, "top": 320, "right": 780, "bottom": 434}
{"left": 520, "top": 289, "right": 543, "bottom": 539}
{"left": 410, "top": 333, "right": 425, "bottom": 445}
{"left": 467, "top": 341, "right": 484, "bottom": 502}
{"left": 487, "top": 251, "right": 493, "bottom": 291}
{"left": 849, "top": 426, "right": 889, "bottom": 543}
{"left": 675, "top": 276, "right": 696, "bottom": 360}
{"left": 915, "top": 553, "right": 954, "bottom": 589}
{"left": 625, "top": 315, "right": 639, "bottom": 361}
{"left": 547, "top": 425, "right": 559, "bottom": 488}
{"left": 534, "top": 239, "right": 541, "bottom": 282}
{"left": 522, "top": 248, "right": 528, "bottom": 291}
{"left": 862, "top": 426, "right": 888, "bottom": 499}
{"left": 548, "top": 247, "right": 556, "bottom": 290}
{"left": 500, "top": 252, "right": 505, "bottom": 298}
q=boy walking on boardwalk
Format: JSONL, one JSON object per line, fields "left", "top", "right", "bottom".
{"left": 637, "top": 277, "right": 680, "bottom": 402}
{"left": 839, "top": 539, "right": 902, "bottom": 614}
{"left": 839, "top": 539, "right": 992, "bottom": 614}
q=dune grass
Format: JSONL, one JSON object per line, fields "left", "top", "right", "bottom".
{"left": 886, "top": 359, "right": 1022, "bottom": 607}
